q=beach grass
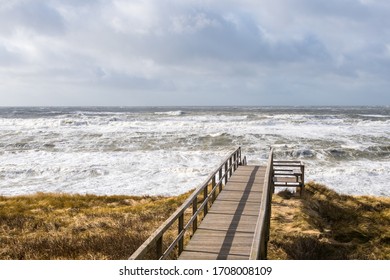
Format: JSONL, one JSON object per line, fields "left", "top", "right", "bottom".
{"left": 0, "top": 192, "right": 191, "bottom": 260}
{"left": 0, "top": 182, "right": 389, "bottom": 260}
{"left": 268, "top": 182, "right": 390, "bottom": 260}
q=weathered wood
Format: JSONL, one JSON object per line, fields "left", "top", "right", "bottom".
{"left": 192, "top": 199, "right": 197, "bottom": 234}
{"left": 224, "top": 162, "right": 228, "bottom": 185}
{"left": 178, "top": 214, "right": 184, "bottom": 254}
{"left": 229, "top": 157, "right": 233, "bottom": 177}
{"left": 129, "top": 147, "right": 243, "bottom": 260}
{"left": 156, "top": 236, "right": 163, "bottom": 258}
{"left": 218, "top": 168, "right": 223, "bottom": 192}
{"left": 273, "top": 164, "right": 302, "bottom": 167}
{"left": 272, "top": 159, "right": 305, "bottom": 196}
{"left": 300, "top": 165, "right": 305, "bottom": 196}
{"left": 274, "top": 182, "right": 301, "bottom": 186}
{"left": 203, "top": 185, "right": 208, "bottom": 215}
{"left": 179, "top": 165, "right": 266, "bottom": 260}
{"left": 273, "top": 160, "right": 301, "bottom": 163}
{"left": 274, "top": 169, "right": 302, "bottom": 173}
{"left": 250, "top": 148, "right": 273, "bottom": 260}
{"left": 273, "top": 176, "right": 300, "bottom": 182}
{"left": 130, "top": 147, "right": 304, "bottom": 261}
{"left": 212, "top": 175, "right": 216, "bottom": 202}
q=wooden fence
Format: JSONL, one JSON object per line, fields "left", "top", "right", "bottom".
{"left": 249, "top": 148, "right": 274, "bottom": 259}
{"left": 273, "top": 160, "right": 305, "bottom": 196}
{"left": 129, "top": 147, "right": 244, "bottom": 260}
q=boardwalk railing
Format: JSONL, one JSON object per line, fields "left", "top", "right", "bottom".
{"left": 273, "top": 160, "right": 305, "bottom": 196}
{"left": 249, "top": 148, "right": 274, "bottom": 260}
{"left": 249, "top": 150, "right": 306, "bottom": 259}
{"left": 129, "top": 147, "right": 244, "bottom": 260}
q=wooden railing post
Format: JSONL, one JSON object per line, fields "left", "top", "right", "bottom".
{"left": 192, "top": 198, "right": 197, "bottom": 234}
{"left": 203, "top": 184, "right": 208, "bottom": 215}
{"left": 300, "top": 164, "right": 305, "bottom": 196}
{"left": 233, "top": 153, "right": 237, "bottom": 171}
{"left": 229, "top": 157, "right": 232, "bottom": 177}
{"left": 156, "top": 236, "right": 163, "bottom": 259}
{"left": 242, "top": 156, "right": 247, "bottom": 165}
{"left": 212, "top": 175, "right": 216, "bottom": 202}
{"left": 178, "top": 214, "right": 184, "bottom": 255}
{"left": 218, "top": 167, "right": 223, "bottom": 192}
{"left": 224, "top": 162, "right": 228, "bottom": 185}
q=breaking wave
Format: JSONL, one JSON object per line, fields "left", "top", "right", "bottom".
{"left": 154, "top": 110, "right": 184, "bottom": 116}
{"left": 0, "top": 106, "right": 389, "bottom": 196}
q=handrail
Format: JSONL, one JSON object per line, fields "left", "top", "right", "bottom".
{"left": 273, "top": 160, "right": 305, "bottom": 196}
{"left": 249, "top": 148, "right": 274, "bottom": 260}
{"left": 129, "top": 147, "right": 243, "bottom": 260}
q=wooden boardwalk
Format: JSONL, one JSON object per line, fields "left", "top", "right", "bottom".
{"left": 129, "top": 147, "right": 304, "bottom": 260}
{"left": 179, "top": 165, "right": 266, "bottom": 260}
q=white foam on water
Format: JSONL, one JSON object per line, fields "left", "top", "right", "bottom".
{"left": 306, "top": 160, "right": 390, "bottom": 196}
{"left": 0, "top": 108, "right": 389, "bottom": 196}
{"left": 0, "top": 149, "right": 228, "bottom": 196}
{"left": 154, "top": 110, "right": 184, "bottom": 116}
{"left": 358, "top": 114, "right": 388, "bottom": 118}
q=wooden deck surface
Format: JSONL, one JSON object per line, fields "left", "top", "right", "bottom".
{"left": 178, "top": 165, "right": 266, "bottom": 260}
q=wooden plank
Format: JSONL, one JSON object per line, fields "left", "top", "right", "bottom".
{"left": 179, "top": 165, "right": 266, "bottom": 260}
{"left": 216, "top": 191, "right": 263, "bottom": 198}
{"left": 274, "top": 170, "right": 302, "bottom": 174}
{"left": 274, "top": 183, "right": 300, "bottom": 187}
{"left": 129, "top": 147, "right": 243, "bottom": 260}
{"left": 179, "top": 251, "right": 249, "bottom": 260}
{"left": 250, "top": 148, "right": 273, "bottom": 260}
{"left": 273, "top": 160, "right": 301, "bottom": 164}
{"left": 273, "top": 177, "right": 299, "bottom": 183}
{"left": 273, "top": 164, "right": 302, "bottom": 168}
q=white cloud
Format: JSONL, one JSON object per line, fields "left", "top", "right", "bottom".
{"left": 171, "top": 12, "right": 220, "bottom": 34}
{"left": 108, "top": 0, "right": 158, "bottom": 34}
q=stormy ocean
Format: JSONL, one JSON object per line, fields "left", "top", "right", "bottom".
{"left": 0, "top": 106, "right": 389, "bottom": 197}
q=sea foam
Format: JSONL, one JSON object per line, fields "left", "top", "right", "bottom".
{"left": 0, "top": 107, "right": 389, "bottom": 196}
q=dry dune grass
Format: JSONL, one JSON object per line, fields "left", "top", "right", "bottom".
{"left": 268, "top": 182, "right": 390, "bottom": 260}
{"left": 0, "top": 192, "right": 190, "bottom": 260}
{"left": 1, "top": 182, "right": 389, "bottom": 260}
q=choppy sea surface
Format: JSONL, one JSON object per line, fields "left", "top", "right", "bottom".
{"left": 0, "top": 106, "right": 389, "bottom": 196}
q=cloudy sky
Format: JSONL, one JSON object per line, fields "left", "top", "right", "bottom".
{"left": 0, "top": 0, "right": 389, "bottom": 106}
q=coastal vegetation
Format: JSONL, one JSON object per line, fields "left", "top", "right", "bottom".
{"left": 268, "top": 182, "right": 390, "bottom": 260}
{"left": 0, "top": 192, "right": 190, "bottom": 259}
{"left": 0, "top": 183, "right": 389, "bottom": 260}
